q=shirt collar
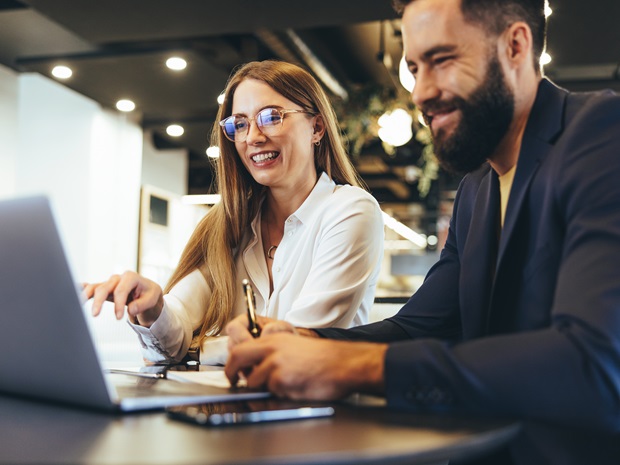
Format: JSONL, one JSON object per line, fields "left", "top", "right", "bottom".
{"left": 291, "top": 171, "right": 337, "bottom": 225}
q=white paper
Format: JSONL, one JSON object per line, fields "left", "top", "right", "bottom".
{"left": 166, "top": 370, "right": 247, "bottom": 388}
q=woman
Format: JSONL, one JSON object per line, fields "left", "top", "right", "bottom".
{"left": 85, "top": 60, "right": 384, "bottom": 365}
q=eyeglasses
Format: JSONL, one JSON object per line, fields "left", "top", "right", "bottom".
{"left": 219, "top": 107, "right": 313, "bottom": 143}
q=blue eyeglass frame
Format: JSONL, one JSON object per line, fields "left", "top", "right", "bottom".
{"left": 219, "top": 107, "right": 313, "bottom": 142}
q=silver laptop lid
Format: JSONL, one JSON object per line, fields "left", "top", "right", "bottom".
{"left": 0, "top": 196, "right": 115, "bottom": 410}
{"left": 0, "top": 196, "right": 271, "bottom": 412}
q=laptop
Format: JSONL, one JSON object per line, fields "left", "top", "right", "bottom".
{"left": 0, "top": 195, "right": 269, "bottom": 412}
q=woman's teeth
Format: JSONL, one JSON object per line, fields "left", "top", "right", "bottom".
{"left": 252, "top": 152, "right": 279, "bottom": 162}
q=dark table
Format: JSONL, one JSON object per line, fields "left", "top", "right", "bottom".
{"left": 0, "top": 393, "right": 519, "bottom": 465}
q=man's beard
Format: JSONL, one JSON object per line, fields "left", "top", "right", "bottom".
{"left": 421, "top": 54, "right": 515, "bottom": 174}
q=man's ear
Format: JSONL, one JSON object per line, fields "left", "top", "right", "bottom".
{"left": 501, "top": 21, "right": 534, "bottom": 70}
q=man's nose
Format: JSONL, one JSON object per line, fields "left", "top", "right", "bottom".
{"left": 411, "top": 69, "right": 440, "bottom": 109}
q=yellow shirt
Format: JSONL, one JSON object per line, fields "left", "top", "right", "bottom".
{"left": 499, "top": 165, "right": 517, "bottom": 227}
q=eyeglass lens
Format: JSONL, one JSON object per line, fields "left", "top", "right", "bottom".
{"left": 222, "top": 108, "right": 283, "bottom": 142}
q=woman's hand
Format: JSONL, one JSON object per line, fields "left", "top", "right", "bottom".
{"left": 82, "top": 271, "right": 164, "bottom": 327}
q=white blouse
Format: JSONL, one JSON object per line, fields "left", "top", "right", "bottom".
{"left": 130, "top": 172, "right": 384, "bottom": 365}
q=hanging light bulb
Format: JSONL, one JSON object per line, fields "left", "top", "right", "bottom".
{"left": 378, "top": 108, "right": 413, "bottom": 147}
{"left": 399, "top": 56, "right": 415, "bottom": 93}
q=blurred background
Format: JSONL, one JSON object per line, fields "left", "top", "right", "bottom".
{"left": 1, "top": 1, "right": 619, "bottom": 347}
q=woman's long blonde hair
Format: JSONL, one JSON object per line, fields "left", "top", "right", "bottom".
{"left": 164, "top": 60, "right": 364, "bottom": 340}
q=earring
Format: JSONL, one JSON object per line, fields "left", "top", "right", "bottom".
{"left": 314, "top": 139, "right": 321, "bottom": 147}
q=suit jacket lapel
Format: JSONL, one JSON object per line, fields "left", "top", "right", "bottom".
{"left": 460, "top": 168, "right": 500, "bottom": 338}
{"left": 496, "top": 79, "right": 566, "bottom": 272}
{"left": 490, "top": 80, "right": 567, "bottom": 326}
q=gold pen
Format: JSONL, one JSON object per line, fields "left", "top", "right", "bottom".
{"left": 242, "top": 279, "right": 261, "bottom": 338}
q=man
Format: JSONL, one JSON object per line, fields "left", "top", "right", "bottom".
{"left": 225, "top": 0, "right": 620, "bottom": 463}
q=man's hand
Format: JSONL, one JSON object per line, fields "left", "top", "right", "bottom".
{"left": 225, "top": 332, "right": 388, "bottom": 400}
{"left": 226, "top": 314, "right": 319, "bottom": 348}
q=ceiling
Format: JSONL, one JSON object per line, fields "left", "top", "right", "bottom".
{"left": 1, "top": 0, "right": 619, "bottom": 233}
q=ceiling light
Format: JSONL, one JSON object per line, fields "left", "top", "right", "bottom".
{"left": 540, "top": 52, "right": 552, "bottom": 66}
{"left": 166, "top": 57, "right": 187, "bottom": 71}
{"left": 116, "top": 99, "right": 136, "bottom": 112}
{"left": 399, "top": 56, "right": 415, "bottom": 93}
{"left": 51, "top": 65, "right": 72, "bottom": 79}
{"left": 206, "top": 146, "right": 220, "bottom": 158}
{"left": 217, "top": 92, "right": 225, "bottom": 105}
{"left": 166, "top": 124, "right": 184, "bottom": 137}
{"left": 378, "top": 108, "right": 413, "bottom": 147}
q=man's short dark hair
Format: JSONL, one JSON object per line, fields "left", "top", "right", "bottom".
{"left": 392, "top": 0, "right": 547, "bottom": 71}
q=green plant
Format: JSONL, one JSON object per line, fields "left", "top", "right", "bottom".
{"left": 333, "top": 84, "right": 437, "bottom": 196}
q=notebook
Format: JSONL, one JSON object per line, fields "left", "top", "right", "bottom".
{"left": 0, "top": 195, "right": 269, "bottom": 412}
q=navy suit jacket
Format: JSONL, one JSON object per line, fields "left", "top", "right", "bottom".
{"left": 319, "top": 80, "right": 620, "bottom": 464}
